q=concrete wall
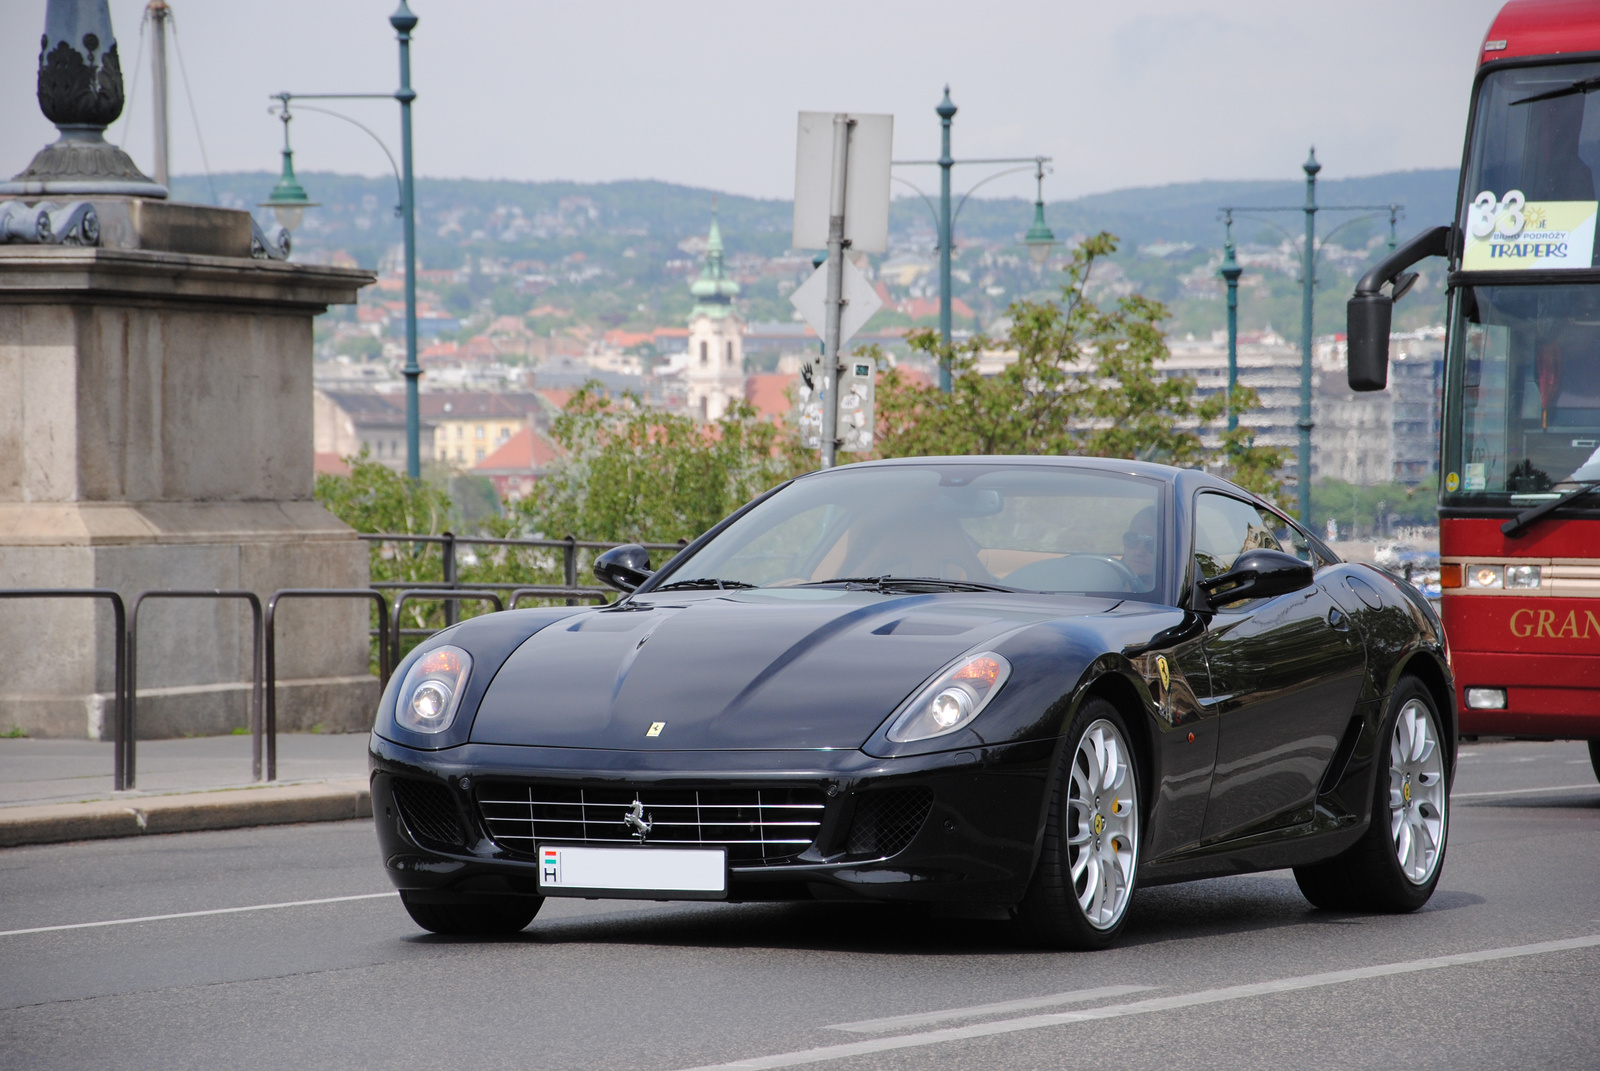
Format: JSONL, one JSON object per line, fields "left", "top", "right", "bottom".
{"left": 0, "top": 241, "right": 380, "bottom": 739}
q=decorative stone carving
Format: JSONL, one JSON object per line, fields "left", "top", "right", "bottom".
{"left": 37, "top": 34, "right": 125, "bottom": 128}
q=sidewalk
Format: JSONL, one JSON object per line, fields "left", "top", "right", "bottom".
{"left": 0, "top": 733, "right": 373, "bottom": 848}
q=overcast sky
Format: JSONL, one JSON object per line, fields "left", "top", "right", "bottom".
{"left": 1, "top": 0, "right": 1503, "bottom": 203}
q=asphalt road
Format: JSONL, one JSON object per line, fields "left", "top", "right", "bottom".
{"left": 2, "top": 739, "right": 1597, "bottom": 1071}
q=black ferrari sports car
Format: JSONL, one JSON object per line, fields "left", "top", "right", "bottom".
{"left": 370, "top": 456, "right": 1454, "bottom": 948}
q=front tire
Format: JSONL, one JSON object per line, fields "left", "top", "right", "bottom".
{"left": 400, "top": 890, "right": 542, "bottom": 935}
{"left": 1294, "top": 676, "right": 1449, "bottom": 912}
{"left": 1589, "top": 740, "right": 1600, "bottom": 783}
{"left": 1019, "top": 698, "right": 1141, "bottom": 950}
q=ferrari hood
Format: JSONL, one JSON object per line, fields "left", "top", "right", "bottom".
{"left": 470, "top": 589, "right": 1110, "bottom": 750}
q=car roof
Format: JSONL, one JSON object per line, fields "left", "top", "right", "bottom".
{"left": 799, "top": 454, "right": 1244, "bottom": 495}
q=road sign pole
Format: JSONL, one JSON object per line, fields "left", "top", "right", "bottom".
{"left": 819, "top": 114, "right": 853, "bottom": 470}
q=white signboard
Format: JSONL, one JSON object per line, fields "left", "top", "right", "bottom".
{"left": 792, "top": 111, "right": 893, "bottom": 253}
{"left": 788, "top": 255, "right": 883, "bottom": 345}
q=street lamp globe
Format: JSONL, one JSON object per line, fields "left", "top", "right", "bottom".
{"left": 1024, "top": 202, "right": 1055, "bottom": 265}
{"left": 1023, "top": 158, "right": 1055, "bottom": 265}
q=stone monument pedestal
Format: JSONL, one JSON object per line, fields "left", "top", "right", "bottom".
{"left": 0, "top": 215, "right": 379, "bottom": 739}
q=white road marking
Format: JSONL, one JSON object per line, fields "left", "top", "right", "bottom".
{"left": 676, "top": 933, "right": 1600, "bottom": 1071}
{"left": 0, "top": 892, "right": 397, "bottom": 937}
{"left": 828, "top": 984, "right": 1156, "bottom": 1034}
{"left": 1453, "top": 783, "right": 1600, "bottom": 800}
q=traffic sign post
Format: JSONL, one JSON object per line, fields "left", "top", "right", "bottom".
{"left": 792, "top": 111, "right": 892, "bottom": 468}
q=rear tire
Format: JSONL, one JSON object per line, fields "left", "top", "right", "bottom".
{"left": 1589, "top": 740, "right": 1600, "bottom": 783}
{"left": 399, "top": 890, "right": 542, "bottom": 935}
{"left": 1293, "top": 676, "right": 1449, "bottom": 912}
{"left": 1018, "top": 698, "right": 1142, "bottom": 950}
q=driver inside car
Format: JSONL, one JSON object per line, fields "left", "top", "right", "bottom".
{"left": 1120, "top": 506, "right": 1158, "bottom": 590}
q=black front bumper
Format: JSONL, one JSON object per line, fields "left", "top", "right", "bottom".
{"left": 368, "top": 732, "right": 1056, "bottom": 906}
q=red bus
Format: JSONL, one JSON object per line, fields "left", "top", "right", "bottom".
{"left": 1346, "top": 0, "right": 1600, "bottom": 776}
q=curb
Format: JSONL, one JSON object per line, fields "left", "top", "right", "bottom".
{"left": 0, "top": 779, "right": 372, "bottom": 848}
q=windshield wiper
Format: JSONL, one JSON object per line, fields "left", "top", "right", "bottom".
{"left": 802, "top": 575, "right": 1016, "bottom": 593}
{"left": 652, "top": 578, "right": 758, "bottom": 591}
{"left": 1511, "top": 75, "right": 1600, "bottom": 107}
{"left": 1501, "top": 481, "right": 1600, "bottom": 537}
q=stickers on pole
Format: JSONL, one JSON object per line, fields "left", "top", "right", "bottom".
{"left": 1462, "top": 189, "right": 1597, "bottom": 271}
{"left": 795, "top": 355, "right": 877, "bottom": 453}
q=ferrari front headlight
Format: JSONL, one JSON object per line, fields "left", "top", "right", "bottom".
{"left": 887, "top": 652, "right": 1011, "bottom": 743}
{"left": 396, "top": 645, "right": 472, "bottom": 734}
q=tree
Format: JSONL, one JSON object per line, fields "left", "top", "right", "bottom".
{"left": 518, "top": 385, "right": 808, "bottom": 546}
{"left": 874, "top": 233, "right": 1290, "bottom": 505}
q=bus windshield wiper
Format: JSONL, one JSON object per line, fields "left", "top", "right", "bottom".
{"left": 1501, "top": 481, "right": 1600, "bottom": 537}
{"left": 801, "top": 575, "right": 1016, "bottom": 593}
{"left": 1511, "top": 75, "right": 1600, "bottom": 107}
{"left": 653, "top": 578, "right": 758, "bottom": 591}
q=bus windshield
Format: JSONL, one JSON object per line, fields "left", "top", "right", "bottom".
{"left": 1463, "top": 61, "right": 1600, "bottom": 266}
{"left": 1444, "top": 284, "right": 1600, "bottom": 507}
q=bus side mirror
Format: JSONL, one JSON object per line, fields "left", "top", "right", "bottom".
{"left": 1345, "top": 224, "right": 1454, "bottom": 393}
{"left": 1347, "top": 293, "right": 1393, "bottom": 391}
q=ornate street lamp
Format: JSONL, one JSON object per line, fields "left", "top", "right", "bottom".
{"left": 893, "top": 89, "right": 1055, "bottom": 391}
{"left": 259, "top": 103, "right": 318, "bottom": 232}
{"left": 1023, "top": 158, "right": 1056, "bottom": 266}
{"left": 263, "top": 1, "right": 423, "bottom": 479}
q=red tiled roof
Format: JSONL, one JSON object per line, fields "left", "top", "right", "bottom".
{"left": 473, "top": 426, "right": 563, "bottom": 473}
{"left": 895, "top": 297, "right": 975, "bottom": 320}
{"left": 744, "top": 373, "right": 793, "bottom": 421}
{"left": 536, "top": 388, "right": 573, "bottom": 411}
{"left": 314, "top": 452, "right": 352, "bottom": 477}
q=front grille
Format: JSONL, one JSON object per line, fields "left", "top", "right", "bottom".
{"left": 845, "top": 787, "right": 934, "bottom": 858}
{"left": 392, "top": 777, "right": 468, "bottom": 849}
{"left": 476, "top": 783, "right": 825, "bottom": 866}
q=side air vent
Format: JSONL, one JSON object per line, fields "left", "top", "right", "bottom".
{"left": 844, "top": 787, "right": 934, "bottom": 858}
{"left": 392, "top": 777, "right": 468, "bottom": 849}
{"left": 1318, "top": 715, "right": 1367, "bottom": 797}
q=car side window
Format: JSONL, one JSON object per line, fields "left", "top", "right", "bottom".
{"left": 1192, "top": 493, "right": 1285, "bottom": 579}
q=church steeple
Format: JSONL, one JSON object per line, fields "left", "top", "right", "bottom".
{"left": 689, "top": 199, "right": 739, "bottom": 319}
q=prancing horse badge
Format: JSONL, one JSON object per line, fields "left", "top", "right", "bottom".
{"left": 646, "top": 722, "right": 666, "bottom": 737}
{"left": 1155, "top": 656, "right": 1171, "bottom": 693}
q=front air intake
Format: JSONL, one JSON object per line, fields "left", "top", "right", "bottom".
{"left": 844, "top": 787, "right": 934, "bottom": 858}
{"left": 392, "top": 777, "right": 468, "bottom": 849}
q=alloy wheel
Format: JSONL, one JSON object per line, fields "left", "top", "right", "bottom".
{"left": 1066, "top": 718, "right": 1138, "bottom": 929}
{"left": 1389, "top": 698, "right": 1447, "bottom": 885}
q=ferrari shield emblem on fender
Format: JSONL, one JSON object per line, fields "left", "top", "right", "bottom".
{"left": 1156, "top": 656, "right": 1171, "bottom": 693}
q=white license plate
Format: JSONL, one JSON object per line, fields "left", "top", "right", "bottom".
{"left": 536, "top": 844, "right": 727, "bottom": 899}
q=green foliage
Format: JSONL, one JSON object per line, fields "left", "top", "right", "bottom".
{"left": 2, "top": 725, "right": 26, "bottom": 739}
{"left": 1311, "top": 477, "right": 1438, "bottom": 540}
{"left": 333, "top": 334, "right": 382, "bottom": 361}
{"left": 519, "top": 384, "right": 809, "bottom": 547}
{"left": 874, "top": 233, "right": 1290, "bottom": 503}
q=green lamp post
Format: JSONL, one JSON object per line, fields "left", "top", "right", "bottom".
{"left": 1024, "top": 157, "right": 1056, "bottom": 266}
{"left": 1218, "top": 212, "right": 1242, "bottom": 433}
{"left": 259, "top": 102, "right": 318, "bottom": 231}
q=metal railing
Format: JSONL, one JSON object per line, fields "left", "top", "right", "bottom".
{"left": 0, "top": 589, "right": 129, "bottom": 789}
{"left": 264, "top": 589, "right": 391, "bottom": 783}
{"left": 129, "top": 591, "right": 265, "bottom": 789}
{"left": 2, "top": 532, "right": 687, "bottom": 791}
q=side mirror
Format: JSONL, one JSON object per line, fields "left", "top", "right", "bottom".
{"left": 594, "top": 544, "right": 653, "bottom": 593}
{"left": 1346, "top": 224, "right": 1453, "bottom": 392}
{"left": 1347, "top": 292, "right": 1393, "bottom": 391}
{"left": 1199, "top": 549, "right": 1314, "bottom": 609}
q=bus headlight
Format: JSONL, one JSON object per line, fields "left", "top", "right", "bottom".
{"left": 1504, "top": 565, "right": 1540, "bottom": 589}
{"left": 1467, "top": 565, "right": 1503, "bottom": 589}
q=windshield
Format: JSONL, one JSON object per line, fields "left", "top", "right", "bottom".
{"left": 657, "top": 464, "right": 1166, "bottom": 598}
{"left": 1461, "top": 62, "right": 1600, "bottom": 272}
{"left": 1443, "top": 284, "right": 1600, "bottom": 507}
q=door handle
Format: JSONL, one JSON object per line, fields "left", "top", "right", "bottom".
{"left": 1328, "top": 607, "right": 1350, "bottom": 631}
